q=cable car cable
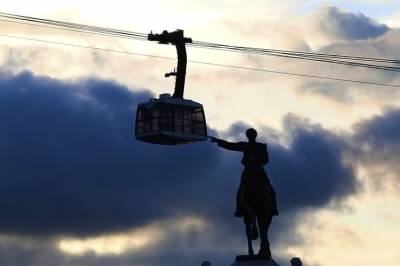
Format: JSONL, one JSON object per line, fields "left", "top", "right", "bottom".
{"left": 1, "top": 33, "right": 399, "bottom": 89}
{"left": 1, "top": 11, "right": 400, "bottom": 69}
{"left": 0, "top": 11, "right": 394, "bottom": 64}
{"left": 3, "top": 14, "right": 397, "bottom": 72}
{"left": 0, "top": 12, "right": 148, "bottom": 38}
{"left": 189, "top": 42, "right": 400, "bottom": 72}
{"left": 0, "top": 18, "right": 148, "bottom": 41}
{"left": 0, "top": 33, "right": 175, "bottom": 60}
{"left": 189, "top": 43, "right": 400, "bottom": 68}
{"left": 0, "top": 12, "right": 147, "bottom": 39}
{"left": 2, "top": 14, "right": 397, "bottom": 71}
{"left": 191, "top": 41, "right": 400, "bottom": 64}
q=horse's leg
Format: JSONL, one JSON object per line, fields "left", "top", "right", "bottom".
{"left": 244, "top": 216, "right": 254, "bottom": 255}
{"left": 257, "top": 215, "right": 272, "bottom": 259}
{"left": 268, "top": 182, "right": 279, "bottom": 216}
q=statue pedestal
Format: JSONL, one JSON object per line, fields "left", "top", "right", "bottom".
{"left": 230, "top": 255, "right": 280, "bottom": 266}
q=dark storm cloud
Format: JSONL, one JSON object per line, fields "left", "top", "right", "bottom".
{"left": 351, "top": 107, "right": 400, "bottom": 186}
{"left": 0, "top": 71, "right": 225, "bottom": 236}
{"left": 318, "top": 7, "right": 389, "bottom": 40}
{"left": 0, "top": 71, "right": 358, "bottom": 265}
{"left": 270, "top": 115, "right": 357, "bottom": 211}
{"left": 353, "top": 107, "right": 400, "bottom": 148}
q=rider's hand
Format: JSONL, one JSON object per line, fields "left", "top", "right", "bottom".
{"left": 209, "top": 136, "right": 218, "bottom": 143}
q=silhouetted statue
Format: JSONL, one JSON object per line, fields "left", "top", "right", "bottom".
{"left": 210, "top": 128, "right": 278, "bottom": 259}
{"left": 290, "top": 257, "right": 302, "bottom": 266}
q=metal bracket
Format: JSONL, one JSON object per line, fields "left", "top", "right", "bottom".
{"left": 148, "top": 30, "right": 192, "bottom": 98}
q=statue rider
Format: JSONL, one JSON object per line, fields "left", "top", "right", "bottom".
{"left": 210, "top": 128, "right": 278, "bottom": 258}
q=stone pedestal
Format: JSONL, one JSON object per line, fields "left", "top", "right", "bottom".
{"left": 230, "top": 255, "right": 280, "bottom": 266}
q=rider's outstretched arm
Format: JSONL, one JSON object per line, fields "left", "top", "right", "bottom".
{"left": 210, "top": 137, "right": 245, "bottom": 152}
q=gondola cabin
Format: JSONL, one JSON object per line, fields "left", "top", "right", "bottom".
{"left": 135, "top": 30, "right": 208, "bottom": 145}
{"left": 135, "top": 93, "right": 207, "bottom": 145}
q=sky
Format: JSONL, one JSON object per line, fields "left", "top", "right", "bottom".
{"left": 0, "top": 1, "right": 400, "bottom": 266}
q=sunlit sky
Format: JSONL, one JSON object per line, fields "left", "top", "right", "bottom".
{"left": 1, "top": 1, "right": 400, "bottom": 266}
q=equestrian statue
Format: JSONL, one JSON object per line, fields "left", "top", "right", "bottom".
{"left": 210, "top": 128, "right": 279, "bottom": 259}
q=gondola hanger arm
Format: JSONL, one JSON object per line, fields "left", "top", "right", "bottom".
{"left": 148, "top": 30, "right": 192, "bottom": 98}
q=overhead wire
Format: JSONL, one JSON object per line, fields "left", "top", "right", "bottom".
{"left": 191, "top": 40, "right": 400, "bottom": 64}
{"left": 1, "top": 12, "right": 399, "bottom": 59}
{"left": 1, "top": 33, "right": 399, "bottom": 88}
{"left": 2, "top": 11, "right": 400, "bottom": 72}
{"left": 0, "top": 33, "right": 174, "bottom": 60}
{"left": 189, "top": 41, "right": 400, "bottom": 72}
{"left": 0, "top": 12, "right": 148, "bottom": 40}
{"left": 0, "top": 12, "right": 147, "bottom": 37}
{"left": 2, "top": 14, "right": 397, "bottom": 72}
{"left": 0, "top": 18, "right": 147, "bottom": 41}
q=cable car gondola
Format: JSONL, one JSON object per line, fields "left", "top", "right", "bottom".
{"left": 135, "top": 30, "right": 207, "bottom": 145}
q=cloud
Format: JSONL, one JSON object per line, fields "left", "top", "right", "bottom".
{"left": 2, "top": 6, "right": 399, "bottom": 133}
{"left": 0, "top": 4, "right": 399, "bottom": 266}
{"left": 204, "top": 6, "right": 400, "bottom": 124}
{"left": 293, "top": 10, "right": 400, "bottom": 104}
{"left": 351, "top": 107, "right": 400, "bottom": 190}
{"left": 58, "top": 216, "right": 208, "bottom": 256}
{"left": 381, "top": 11, "right": 400, "bottom": 28}
{"left": 221, "top": 116, "right": 358, "bottom": 213}
{"left": 314, "top": 7, "right": 388, "bottom": 41}
{"left": 0, "top": 71, "right": 359, "bottom": 265}
{"left": 0, "top": 71, "right": 222, "bottom": 237}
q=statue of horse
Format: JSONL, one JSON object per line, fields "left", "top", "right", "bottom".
{"left": 210, "top": 128, "right": 278, "bottom": 259}
{"left": 238, "top": 166, "right": 275, "bottom": 258}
